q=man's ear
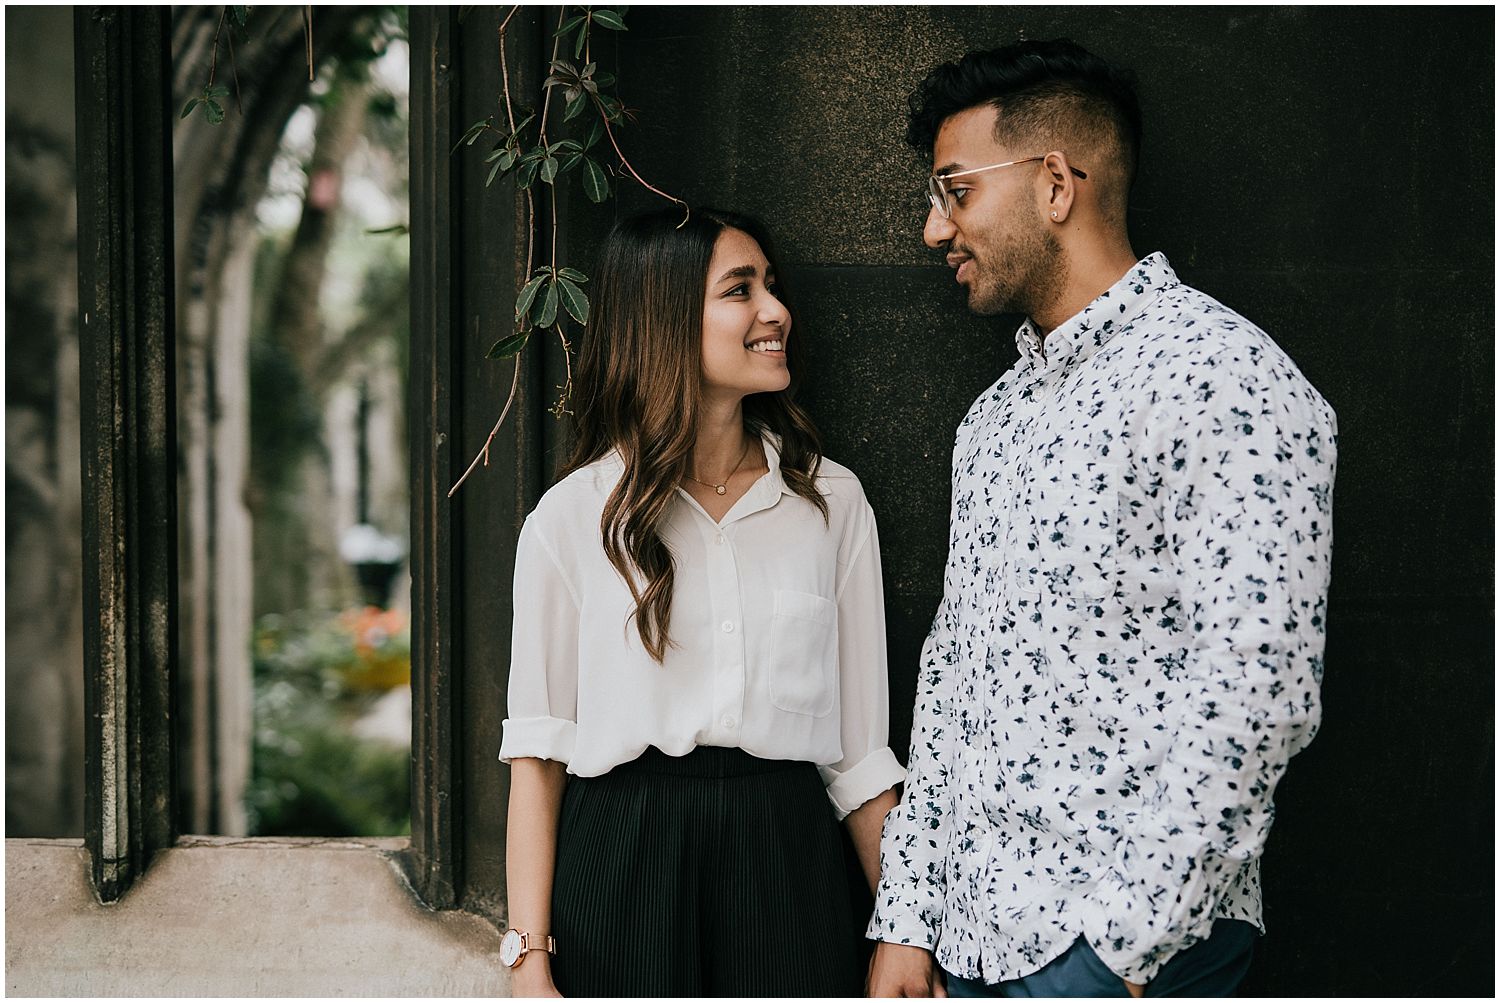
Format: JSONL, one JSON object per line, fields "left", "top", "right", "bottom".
{"left": 1041, "top": 150, "right": 1078, "bottom": 223}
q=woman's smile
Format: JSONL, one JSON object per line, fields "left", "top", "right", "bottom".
{"left": 745, "top": 333, "right": 787, "bottom": 359}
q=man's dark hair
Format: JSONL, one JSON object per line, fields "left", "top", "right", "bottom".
{"left": 907, "top": 39, "right": 1141, "bottom": 221}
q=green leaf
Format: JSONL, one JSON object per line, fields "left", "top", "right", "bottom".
{"left": 574, "top": 23, "right": 588, "bottom": 60}
{"left": 499, "top": 149, "right": 517, "bottom": 170}
{"left": 563, "top": 94, "right": 587, "bottom": 122}
{"left": 582, "top": 61, "right": 597, "bottom": 78}
{"left": 594, "top": 71, "right": 616, "bottom": 89}
{"left": 517, "top": 160, "right": 540, "bottom": 189}
{"left": 555, "top": 14, "right": 585, "bottom": 36}
{"left": 451, "top": 117, "right": 492, "bottom": 153}
{"left": 584, "top": 117, "right": 604, "bottom": 150}
{"left": 599, "top": 94, "right": 625, "bottom": 123}
{"left": 558, "top": 267, "right": 587, "bottom": 283}
{"left": 534, "top": 281, "right": 559, "bottom": 330}
{"left": 484, "top": 145, "right": 508, "bottom": 163}
{"left": 205, "top": 99, "right": 226, "bottom": 125}
{"left": 560, "top": 152, "right": 584, "bottom": 173}
{"left": 486, "top": 332, "right": 530, "bottom": 360}
{"left": 486, "top": 158, "right": 505, "bottom": 187}
{"left": 556, "top": 276, "right": 589, "bottom": 325}
{"left": 514, "top": 273, "right": 548, "bottom": 320}
{"left": 591, "top": 9, "right": 627, "bottom": 30}
{"left": 364, "top": 224, "right": 409, "bottom": 235}
{"left": 231, "top": 6, "right": 250, "bottom": 28}
{"left": 180, "top": 97, "right": 201, "bottom": 119}
{"left": 554, "top": 139, "right": 582, "bottom": 153}
{"left": 540, "top": 155, "right": 559, "bottom": 183}
{"left": 582, "top": 158, "right": 610, "bottom": 202}
{"left": 205, "top": 83, "right": 231, "bottom": 99}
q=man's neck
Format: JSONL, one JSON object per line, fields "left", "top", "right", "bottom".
{"left": 1034, "top": 241, "right": 1141, "bottom": 339}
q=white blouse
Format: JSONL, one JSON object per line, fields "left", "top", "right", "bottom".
{"left": 498, "top": 436, "right": 906, "bottom": 818}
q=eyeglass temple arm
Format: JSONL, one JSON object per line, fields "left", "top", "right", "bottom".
{"left": 939, "top": 159, "right": 1088, "bottom": 181}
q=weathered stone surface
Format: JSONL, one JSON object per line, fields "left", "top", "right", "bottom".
{"left": 5, "top": 838, "right": 510, "bottom": 997}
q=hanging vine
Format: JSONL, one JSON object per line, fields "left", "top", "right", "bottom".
{"left": 446, "top": 5, "right": 685, "bottom": 496}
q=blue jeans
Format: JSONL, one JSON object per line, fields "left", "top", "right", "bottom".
{"left": 945, "top": 920, "right": 1256, "bottom": 998}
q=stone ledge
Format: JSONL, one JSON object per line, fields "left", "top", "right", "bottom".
{"left": 5, "top": 838, "right": 510, "bottom": 997}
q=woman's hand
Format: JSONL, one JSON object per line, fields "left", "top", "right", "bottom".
{"left": 510, "top": 953, "right": 563, "bottom": 998}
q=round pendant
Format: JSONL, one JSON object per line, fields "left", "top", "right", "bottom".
{"left": 715, "top": 485, "right": 727, "bottom": 495}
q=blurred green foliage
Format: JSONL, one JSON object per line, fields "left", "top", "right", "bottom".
{"left": 247, "top": 610, "right": 411, "bottom": 837}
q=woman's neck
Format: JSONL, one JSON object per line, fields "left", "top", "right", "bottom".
{"left": 691, "top": 397, "right": 756, "bottom": 480}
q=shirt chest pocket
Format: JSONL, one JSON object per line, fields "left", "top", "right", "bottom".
{"left": 767, "top": 589, "right": 838, "bottom": 718}
{"left": 1016, "top": 461, "right": 1119, "bottom": 602}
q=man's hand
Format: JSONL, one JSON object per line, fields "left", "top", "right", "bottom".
{"left": 1123, "top": 978, "right": 1145, "bottom": 998}
{"left": 867, "top": 942, "right": 946, "bottom": 998}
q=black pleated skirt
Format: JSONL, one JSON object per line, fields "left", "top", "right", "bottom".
{"left": 550, "top": 745, "right": 863, "bottom": 998}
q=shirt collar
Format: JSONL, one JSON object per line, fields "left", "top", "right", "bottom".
{"left": 1014, "top": 252, "right": 1179, "bottom": 373}
{"left": 714, "top": 433, "right": 795, "bottom": 526}
{"left": 594, "top": 433, "right": 796, "bottom": 528}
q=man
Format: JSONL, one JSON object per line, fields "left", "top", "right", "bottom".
{"left": 867, "top": 39, "right": 1337, "bottom": 998}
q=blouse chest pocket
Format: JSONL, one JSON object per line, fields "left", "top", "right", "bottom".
{"left": 1016, "top": 461, "right": 1119, "bottom": 602}
{"left": 767, "top": 589, "right": 838, "bottom": 718}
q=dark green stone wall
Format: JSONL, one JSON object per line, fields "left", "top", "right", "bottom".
{"left": 549, "top": 7, "right": 1493, "bottom": 994}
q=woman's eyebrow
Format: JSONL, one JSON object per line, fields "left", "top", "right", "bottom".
{"left": 716, "top": 264, "right": 759, "bottom": 283}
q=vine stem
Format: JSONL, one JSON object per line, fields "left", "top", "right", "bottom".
{"left": 447, "top": 352, "right": 522, "bottom": 498}
{"left": 208, "top": 7, "right": 227, "bottom": 86}
{"left": 497, "top": 8, "right": 534, "bottom": 279}
{"left": 598, "top": 107, "right": 687, "bottom": 209}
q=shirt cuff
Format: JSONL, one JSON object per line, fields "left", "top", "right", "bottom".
{"left": 866, "top": 894, "right": 942, "bottom": 951}
{"left": 819, "top": 746, "right": 906, "bottom": 820}
{"left": 498, "top": 716, "right": 577, "bottom": 766}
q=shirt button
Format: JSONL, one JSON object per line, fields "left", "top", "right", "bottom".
{"left": 721, "top": 620, "right": 734, "bottom": 633}
{"left": 715, "top": 535, "right": 726, "bottom": 546}
{"left": 722, "top": 716, "right": 737, "bottom": 729}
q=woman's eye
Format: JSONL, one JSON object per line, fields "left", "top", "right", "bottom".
{"left": 726, "top": 283, "right": 749, "bottom": 297}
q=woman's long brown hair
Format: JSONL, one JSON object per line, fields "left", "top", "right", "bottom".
{"left": 558, "top": 207, "right": 827, "bottom": 661}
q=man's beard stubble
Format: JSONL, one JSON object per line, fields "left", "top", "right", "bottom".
{"left": 965, "top": 207, "right": 1067, "bottom": 320}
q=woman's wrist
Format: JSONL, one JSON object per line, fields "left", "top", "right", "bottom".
{"left": 509, "top": 951, "right": 555, "bottom": 987}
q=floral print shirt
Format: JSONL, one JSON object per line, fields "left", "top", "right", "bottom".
{"left": 868, "top": 254, "right": 1337, "bottom": 985}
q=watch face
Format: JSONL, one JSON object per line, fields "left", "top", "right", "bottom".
{"left": 500, "top": 930, "right": 522, "bottom": 967}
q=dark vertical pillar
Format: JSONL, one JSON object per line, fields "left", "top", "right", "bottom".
{"left": 408, "top": 5, "right": 464, "bottom": 910}
{"left": 408, "top": 6, "right": 548, "bottom": 915}
{"left": 73, "top": 5, "right": 178, "bottom": 903}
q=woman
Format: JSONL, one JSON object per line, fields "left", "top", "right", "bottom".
{"left": 498, "top": 207, "right": 904, "bottom": 997}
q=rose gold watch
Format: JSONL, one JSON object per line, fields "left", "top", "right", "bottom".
{"left": 499, "top": 928, "right": 556, "bottom": 969}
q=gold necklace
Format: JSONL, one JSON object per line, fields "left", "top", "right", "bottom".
{"left": 685, "top": 438, "right": 754, "bottom": 496}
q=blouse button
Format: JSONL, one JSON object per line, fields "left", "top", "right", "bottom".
{"left": 715, "top": 535, "right": 726, "bottom": 546}
{"left": 721, "top": 620, "right": 735, "bottom": 633}
{"left": 722, "top": 716, "right": 737, "bottom": 729}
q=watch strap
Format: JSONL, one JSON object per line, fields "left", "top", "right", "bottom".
{"left": 509, "top": 929, "right": 557, "bottom": 965}
{"left": 521, "top": 932, "right": 557, "bottom": 956}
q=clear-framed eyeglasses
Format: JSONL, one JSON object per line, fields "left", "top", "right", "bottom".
{"left": 926, "top": 155, "right": 1088, "bottom": 219}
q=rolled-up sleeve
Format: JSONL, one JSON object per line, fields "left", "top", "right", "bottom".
{"left": 498, "top": 517, "right": 580, "bottom": 766}
{"left": 818, "top": 503, "right": 906, "bottom": 820}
